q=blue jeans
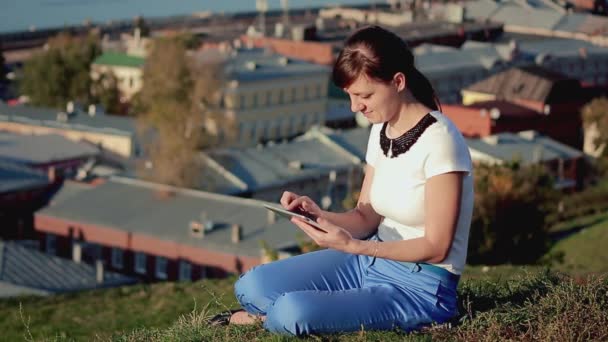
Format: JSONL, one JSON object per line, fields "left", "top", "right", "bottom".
{"left": 234, "top": 243, "right": 460, "bottom": 336}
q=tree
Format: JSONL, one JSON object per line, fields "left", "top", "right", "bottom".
{"left": 136, "top": 36, "right": 225, "bottom": 188}
{"left": 90, "top": 71, "right": 121, "bottom": 114}
{"left": 582, "top": 97, "right": 608, "bottom": 158}
{"left": 468, "top": 162, "right": 559, "bottom": 265}
{"left": 20, "top": 31, "right": 100, "bottom": 108}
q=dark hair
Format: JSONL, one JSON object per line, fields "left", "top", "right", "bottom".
{"left": 332, "top": 25, "right": 441, "bottom": 111}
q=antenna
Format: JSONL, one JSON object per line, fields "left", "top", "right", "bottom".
{"left": 281, "top": 0, "right": 290, "bottom": 27}
{"left": 256, "top": 0, "right": 268, "bottom": 36}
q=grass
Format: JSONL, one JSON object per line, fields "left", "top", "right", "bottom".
{"left": 115, "top": 272, "right": 608, "bottom": 341}
{"left": 1, "top": 279, "right": 240, "bottom": 341}
{"left": 548, "top": 211, "right": 608, "bottom": 276}
{"left": 3, "top": 212, "right": 608, "bottom": 341}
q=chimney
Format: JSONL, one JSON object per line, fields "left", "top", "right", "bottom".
{"left": 267, "top": 209, "right": 276, "bottom": 224}
{"left": 66, "top": 101, "right": 75, "bottom": 114}
{"left": 48, "top": 166, "right": 57, "bottom": 182}
{"left": 231, "top": 224, "right": 242, "bottom": 243}
{"left": 96, "top": 260, "right": 104, "bottom": 284}
{"left": 72, "top": 243, "right": 82, "bottom": 263}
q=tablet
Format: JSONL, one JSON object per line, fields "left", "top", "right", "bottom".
{"left": 263, "top": 204, "right": 326, "bottom": 231}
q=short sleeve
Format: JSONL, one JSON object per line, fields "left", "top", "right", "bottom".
{"left": 365, "top": 124, "right": 382, "bottom": 167}
{"left": 423, "top": 124, "right": 472, "bottom": 179}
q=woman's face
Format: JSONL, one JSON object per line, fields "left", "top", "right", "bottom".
{"left": 344, "top": 74, "right": 402, "bottom": 125}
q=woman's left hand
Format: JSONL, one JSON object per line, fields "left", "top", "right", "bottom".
{"left": 290, "top": 217, "right": 355, "bottom": 253}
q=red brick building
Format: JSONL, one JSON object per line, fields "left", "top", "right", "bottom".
{"left": 35, "top": 178, "right": 302, "bottom": 282}
{"left": 448, "top": 66, "right": 587, "bottom": 149}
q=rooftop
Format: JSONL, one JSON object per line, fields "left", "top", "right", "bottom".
{"left": 202, "top": 48, "right": 330, "bottom": 83}
{"left": 92, "top": 52, "right": 145, "bottom": 68}
{"left": 0, "top": 132, "right": 99, "bottom": 165}
{"left": 467, "top": 131, "right": 583, "bottom": 165}
{"left": 0, "top": 102, "right": 136, "bottom": 136}
{"left": 0, "top": 160, "right": 50, "bottom": 194}
{"left": 0, "top": 241, "right": 136, "bottom": 297}
{"left": 37, "top": 178, "right": 303, "bottom": 257}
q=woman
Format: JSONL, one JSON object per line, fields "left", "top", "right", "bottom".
{"left": 214, "top": 25, "right": 474, "bottom": 336}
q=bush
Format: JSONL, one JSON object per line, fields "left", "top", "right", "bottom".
{"left": 467, "top": 162, "right": 559, "bottom": 265}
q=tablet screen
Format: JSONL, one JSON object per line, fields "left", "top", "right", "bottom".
{"left": 263, "top": 204, "right": 325, "bottom": 231}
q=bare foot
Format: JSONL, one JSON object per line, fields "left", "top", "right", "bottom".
{"left": 229, "top": 311, "right": 265, "bottom": 325}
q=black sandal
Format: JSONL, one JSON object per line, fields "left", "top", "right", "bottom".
{"left": 207, "top": 309, "right": 244, "bottom": 326}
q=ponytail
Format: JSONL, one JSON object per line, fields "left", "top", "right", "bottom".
{"left": 407, "top": 67, "right": 441, "bottom": 112}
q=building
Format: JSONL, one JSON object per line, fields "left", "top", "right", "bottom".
{"left": 35, "top": 177, "right": 305, "bottom": 281}
{"left": 463, "top": 0, "right": 608, "bottom": 46}
{"left": 0, "top": 160, "right": 62, "bottom": 239}
{"left": 466, "top": 131, "right": 585, "bottom": 189}
{"left": 200, "top": 48, "right": 330, "bottom": 146}
{"left": 0, "top": 241, "right": 136, "bottom": 298}
{"left": 0, "top": 102, "right": 138, "bottom": 158}
{"left": 0, "top": 131, "right": 99, "bottom": 177}
{"left": 90, "top": 52, "right": 145, "bottom": 102}
{"left": 456, "top": 65, "right": 586, "bottom": 148}
{"left": 202, "top": 128, "right": 365, "bottom": 210}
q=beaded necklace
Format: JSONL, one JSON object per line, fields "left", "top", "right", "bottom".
{"left": 380, "top": 113, "right": 437, "bottom": 158}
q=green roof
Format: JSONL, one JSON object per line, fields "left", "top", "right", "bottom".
{"left": 93, "top": 52, "right": 145, "bottom": 68}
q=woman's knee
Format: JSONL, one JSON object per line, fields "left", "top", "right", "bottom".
{"left": 264, "top": 292, "right": 315, "bottom": 336}
{"left": 234, "top": 267, "right": 272, "bottom": 315}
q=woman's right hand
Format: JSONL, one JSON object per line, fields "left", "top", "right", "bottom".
{"left": 280, "top": 191, "right": 323, "bottom": 220}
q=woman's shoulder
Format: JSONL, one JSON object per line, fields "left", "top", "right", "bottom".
{"left": 425, "top": 111, "right": 464, "bottom": 139}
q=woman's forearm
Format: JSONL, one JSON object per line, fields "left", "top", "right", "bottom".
{"left": 347, "top": 237, "right": 447, "bottom": 264}
{"left": 319, "top": 208, "right": 380, "bottom": 239}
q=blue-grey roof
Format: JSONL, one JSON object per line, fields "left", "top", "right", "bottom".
{"left": 0, "top": 241, "right": 136, "bottom": 297}
{"left": 518, "top": 37, "right": 607, "bottom": 58}
{"left": 467, "top": 131, "right": 583, "bottom": 165}
{"left": 307, "top": 126, "right": 371, "bottom": 162}
{"left": 38, "top": 177, "right": 303, "bottom": 257}
{"left": 206, "top": 136, "right": 359, "bottom": 191}
{"left": 491, "top": 4, "right": 563, "bottom": 30}
{"left": 225, "top": 48, "right": 330, "bottom": 83}
{"left": 0, "top": 102, "right": 136, "bottom": 136}
{"left": 414, "top": 42, "right": 507, "bottom": 75}
{"left": 0, "top": 160, "right": 49, "bottom": 194}
{"left": 464, "top": 0, "right": 608, "bottom": 35}
{"left": 0, "top": 132, "right": 99, "bottom": 165}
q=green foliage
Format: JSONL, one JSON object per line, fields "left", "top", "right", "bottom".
{"left": 4, "top": 271, "right": 607, "bottom": 341}
{"left": 548, "top": 211, "right": 608, "bottom": 276}
{"left": 258, "top": 240, "right": 279, "bottom": 261}
{"left": 90, "top": 71, "right": 122, "bottom": 114}
{"left": 20, "top": 31, "right": 101, "bottom": 108}
{"left": 136, "top": 36, "right": 225, "bottom": 187}
{"left": 468, "top": 162, "right": 559, "bottom": 265}
{"left": 581, "top": 97, "right": 608, "bottom": 157}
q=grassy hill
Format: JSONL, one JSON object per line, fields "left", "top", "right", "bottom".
{"left": 4, "top": 213, "right": 608, "bottom": 341}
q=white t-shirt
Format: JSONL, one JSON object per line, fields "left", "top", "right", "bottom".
{"left": 365, "top": 110, "right": 474, "bottom": 274}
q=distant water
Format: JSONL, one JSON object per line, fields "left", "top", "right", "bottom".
{"left": 0, "top": 0, "right": 371, "bottom": 34}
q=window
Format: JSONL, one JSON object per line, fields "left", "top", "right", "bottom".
{"left": 179, "top": 260, "right": 192, "bottom": 281}
{"left": 156, "top": 256, "right": 168, "bottom": 279}
{"left": 111, "top": 248, "right": 124, "bottom": 269}
{"left": 46, "top": 234, "right": 57, "bottom": 255}
{"left": 134, "top": 252, "right": 147, "bottom": 274}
